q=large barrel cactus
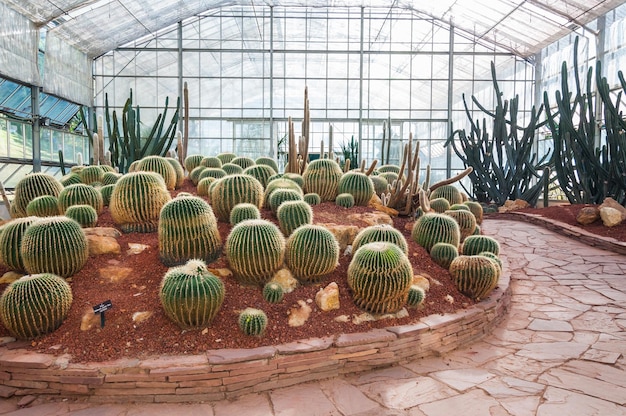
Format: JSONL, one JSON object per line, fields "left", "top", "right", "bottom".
{"left": 60, "top": 173, "right": 82, "bottom": 187}
{"left": 352, "top": 224, "right": 408, "bottom": 255}
{"left": 65, "top": 204, "right": 98, "bottom": 228}
{"left": 277, "top": 200, "right": 313, "bottom": 236}
{"left": 158, "top": 195, "right": 222, "bottom": 266}
{"left": 268, "top": 188, "right": 303, "bottom": 215}
{"left": 449, "top": 255, "right": 500, "bottom": 301}
{"left": 285, "top": 224, "right": 339, "bottom": 283}
{"left": 189, "top": 166, "right": 207, "bottom": 185}
{"left": 221, "top": 163, "right": 244, "bottom": 175}
{"left": 79, "top": 165, "right": 104, "bottom": 185}
{"left": 347, "top": 242, "right": 413, "bottom": 314}
{"left": 0, "top": 273, "right": 73, "bottom": 340}
{"left": 184, "top": 154, "right": 204, "bottom": 173}
{"left": 462, "top": 235, "right": 500, "bottom": 256}
{"left": 159, "top": 259, "right": 225, "bottom": 329}
{"left": 0, "top": 216, "right": 39, "bottom": 272}
{"left": 430, "top": 185, "right": 463, "bottom": 205}
{"left": 26, "top": 195, "right": 59, "bottom": 217}
{"left": 110, "top": 171, "right": 172, "bottom": 233}
{"left": 255, "top": 157, "right": 279, "bottom": 173}
{"left": 337, "top": 171, "right": 375, "bottom": 206}
{"left": 445, "top": 209, "right": 477, "bottom": 241}
{"left": 231, "top": 156, "right": 255, "bottom": 170}
{"left": 463, "top": 201, "right": 484, "bottom": 224}
{"left": 199, "top": 168, "right": 227, "bottom": 181}
{"left": 244, "top": 164, "right": 276, "bottom": 188}
{"left": 197, "top": 177, "right": 217, "bottom": 197}
{"left": 225, "top": 219, "right": 285, "bottom": 285}
{"left": 429, "top": 197, "right": 451, "bottom": 213}
{"left": 166, "top": 157, "right": 185, "bottom": 188}
{"left": 20, "top": 216, "right": 89, "bottom": 278}
{"left": 230, "top": 203, "right": 261, "bottom": 226}
{"left": 102, "top": 172, "right": 122, "bottom": 186}
{"left": 200, "top": 156, "right": 222, "bottom": 168}
{"left": 264, "top": 178, "right": 303, "bottom": 206}
{"left": 136, "top": 155, "right": 177, "bottom": 190}
{"left": 302, "top": 159, "right": 343, "bottom": 202}
{"left": 210, "top": 174, "right": 264, "bottom": 222}
{"left": 217, "top": 152, "right": 237, "bottom": 164}
{"left": 429, "top": 242, "right": 459, "bottom": 269}
{"left": 411, "top": 213, "right": 461, "bottom": 252}
{"left": 12, "top": 173, "right": 64, "bottom": 218}
{"left": 57, "top": 183, "right": 104, "bottom": 214}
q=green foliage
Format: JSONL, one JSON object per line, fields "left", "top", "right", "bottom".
{"left": 0, "top": 217, "right": 39, "bottom": 272}
{"left": 335, "top": 193, "right": 355, "bottom": 208}
{"left": 444, "top": 209, "right": 477, "bottom": 241}
{"left": 338, "top": 171, "right": 375, "bottom": 206}
{"left": 430, "top": 185, "right": 463, "bottom": 206}
{"left": 184, "top": 154, "right": 204, "bottom": 173}
{"left": 462, "top": 235, "right": 500, "bottom": 256}
{"left": 0, "top": 273, "right": 73, "bottom": 340}
{"left": 244, "top": 164, "right": 277, "bottom": 188}
{"left": 79, "top": 165, "right": 104, "bottom": 185}
{"left": 221, "top": 163, "right": 244, "bottom": 175}
{"left": 26, "top": 195, "right": 59, "bottom": 217}
{"left": 136, "top": 155, "right": 178, "bottom": 190}
{"left": 65, "top": 204, "right": 98, "bottom": 228}
{"left": 277, "top": 200, "right": 313, "bottom": 236}
{"left": 238, "top": 307, "right": 268, "bottom": 336}
{"left": 285, "top": 224, "right": 339, "bottom": 283}
{"left": 406, "top": 285, "right": 426, "bottom": 308}
{"left": 217, "top": 152, "right": 237, "bottom": 164}
{"left": 411, "top": 213, "right": 461, "bottom": 252}
{"left": 255, "top": 156, "right": 279, "bottom": 173}
{"left": 200, "top": 156, "right": 222, "bottom": 168}
{"left": 269, "top": 188, "right": 303, "bottom": 215}
{"left": 230, "top": 203, "right": 261, "bottom": 226}
{"left": 231, "top": 156, "right": 255, "bottom": 170}
{"left": 429, "top": 197, "right": 450, "bottom": 213}
{"left": 352, "top": 224, "right": 408, "bottom": 255}
{"left": 340, "top": 135, "right": 359, "bottom": 170}
{"left": 303, "top": 193, "right": 321, "bottom": 205}
{"left": 13, "top": 173, "right": 64, "bottom": 218}
{"left": 262, "top": 282, "right": 284, "bottom": 304}
{"left": 57, "top": 183, "right": 104, "bottom": 214}
{"left": 449, "top": 255, "right": 500, "bottom": 301}
{"left": 302, "top": 159, "right": 343, "bottom": 202}
{"left": 210, "top": 175, "right": 264, "bottom": 222}
{"left": 429, "top": 242, "right": 459, "bottom": 269}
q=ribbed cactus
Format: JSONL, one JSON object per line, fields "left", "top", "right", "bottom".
{"left": 473, "top": 224, "right": 481, "bottom": 235}
{"left": 480, "top": 251, "right": 503, "bottom": 275}
{"left": 302, "top": 159, "right": 343, "bottom": 202}
{"left": 335, "top": 193, "right": 355, "bottom": 208}
{"left": 99, "top": 184, "right": 115, "bottom": 206}
{"left": 200, "top": 156, "right": 222, "bottom": 168}
{"left": 429, "top": 242, "right": 459, "bottom": 269}
{"left": 338, "top": 171, "right": 375, "bottom": 206}
{"left": 110, "top": 172, "right": 172, "bottom": 233}
{"left": 283, "top": 172, "right": 305, "bottom": 188}
{"left": 216, "top": 152, "right": 237, "bottom": 164}
{"left": 444, "top": 209, "right": 477, "bottom": 241}
{"left": 429, "top": 197, "right": 451, "bottom": 213}
{"left": 285, "top": 224, "right": 339, "bottom": 283}
{"left": 20, "top": 216, "right": 89, "bottom": 278}
{"left": 226, "top": 219, "right": 285, "bottom": 285}
{"left": 166, "top": 157, "right": 185, "bottom": 188}
{"left": 221, "top": 163, "right": 244, "bottom": 175}
{"left": 379, "top": 172, "right": 399, "bottom": 186}
{"left": 0, "top": 273, "right": 73, "bottom": 340}
{"left": 264, "top": 179, "right": 303, "bottom": 206}
{"left": 255, "top": 157, "right": 279, "bottom": 173}
{"left": 462, "top": 235, "right": 500, "bottom": 256}
{"left": 189, "top": 166, "right": 207, "bottom": 185}
{"left": 210, "top": 174, "right": 264, "bottom": 222}
{"left": 262, "top": 282, "right": 284, "bottom": 304}
{"left": 79, "top": 165, "right": 104, "bottom": 185}
{"left": 463, "top": 201, "right": 484, "bottom": 224}
{"left": 159, "top": 259, "right": 225, "bottom": 329}
{"left": 238, "top": 307, "right": 267, "bottom": 336}
{"left": 411, "top": 213, "right": 461, "bottom": 252}
{"left": 60, "top": 173, "right": 82, "bottom": 187}
{"left": 377, "top": 165, "right": 400, "bottom": 174}
{"left": 57, "top": 183, "right": 104, "bottom": 214}
{"left": 136, "top": 155, "right": 177, "bottom": 190}
{"left": 269, "top": 188, "right": 303, "bottom": 215}
{"left": 347, "top": 242, "right": 413, "bottom": 314}
{"left": 65, "top": 204, "right": 98, "bottom": 228}
{"left": 406, "top": 285, "right": 426, "bottom": 308}
{"left": 13, "top": 173, "right": 64, "bottom": 218}
{"left": 197, "top": 177, "right": 217, "bottom": 197}
{"left": 102, "top": 171, "right": 122, "bottom": 186}
{"left": 303, "top": 193, "right": 321, "bottom": 205}
{"left": 199, "top": 168, "right": 227, "bottom": 181}
{"left": 244, "top": 164, "right": 276, "bottom": 188}
{"left": 352, "top": 224, "right": 408, "bottom": 255}
{"left": 430, "top": 185, "right": 463, "bottom": 205}
{"left": 26, "top": 195, "right": 59, "bottom": 217}
{"left": 370, "top": 176, "right": 388, "bottom": 196}
{"left": 231, "top": 156, "right": 255, "bottom": 170}
{"left": 449, "top": 204, "right": 471, "bottom": 211}
{"left": 277, "top": 200, "right": 313, "bottom": 236}
{"left": 229, "top": 203, "right": 261, "bottom": 226}
{"left": 128, "top": 160, "right": 140, "bottom": 172}
{"left": 0, "top": 217, "right": 39, "bottom": 272}
{"left": 158, "top": 195, "right": 222, "bottom": 266}
{"left": 184, "top": 154, "right": 204, "bottom": 173}
{"left": 449, "top": 255, "right": 500, "bottom": 301}
{"left": 100, "top": 165, "right": 116, "bottom": 173}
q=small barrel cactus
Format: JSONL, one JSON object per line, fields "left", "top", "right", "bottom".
{"left": 221, "top": 162, "right": 244, "bottom": 175}
{"left": 303, "top": 193, "right": 321, "bottom": 205}
{"left": 429, "top": 242, "right": 459, "bottom": 269}
{"left": 430, "top": 185, "right": 463, "bottom": 205}
{"left": 200, "top": 156, "right": 223, "bottom": 168}
{"left": 12, "top": 173, "right": 64, "bottom": 218}
{"left": 159, "top": 259, "right": 225, "bottom": 329}
{"left": 462, "top": 235, "right": 500, "bottom": 256}
{"left": 189, "top": 166, "right": 207, "bottom": 185}
{"left": 231, "top": 156, "right": 256, "bottom": 170}
{"left": 285, "top": 224, "right": 339, "bottom": 283}
{"left": 57, "top": 183, "right": 104, "bottom": 214}
{"left": 230, "top": 203, "right": 261, "bottom": 226}
{"left": 166, "top": 157, "right": 185, "bottom": 188}
{"left": 269, "top": 188, "right": 304, "bottom": 215}
{"left": 335, "top": 193, "right": 355, "bottom": 208}
{"left": 79, "top": 165, "right": 104, "bottom": 185}
{"left": 464, "top": 201, "right": 484, "bottom": 224}
{"left": 337, "top": 171, "right": 375, "bottom": 206}
{"left": 244, "top": 164, "right": 277, "bottom": 188}
{"left": 429, "top": 197, "right": 451, "bottom": 213}
{"left": 136, "top": 155, "right": 177, "bottom": 190}
{"left": 0, "top": 217, "right": 39, "bottom": 272}
{"left": 449, "top": 203, "right": 471, "bottom": 211}
{"left": 238, "top": 307, "right": 268, "bottom": 336}
{"left": 210, "top": 174, "right": 264, "bottom": 222}
{"left": 445, "top": 209, "right": 477, "bottom": 241}
{"left": 449, "top": 255, "right": 500, "bottom": 301}
{"left": 262, "top": 282, "right": 284, "bottom": 304}
{"left": 379, "top": 172, "right": 399, "bottom": 186}
{"left": 255, "top": 156, "right": 279, "bottom": 173}
{"left": 0, "top": 273, "right": 73, "bottom": 340}
{"left": 347, "top": 242, "right": 413, "bottom": 314}
{"left": 406, "top": 285, "right": 426, "bottom": 308}
{"left": 20, "top": 216, "right": 89, "bottom": 278}
{"left": 197, "top": 177, "right": 217, "bottom": 197}
{"left": 184, "top": 154, "right": 204, "bottom": 173}
{"left": 217, "top": 152, "right": 237, "bottom": 164}
{"left": 226, "top": 219, "right": 285, "bottom": 285}
{"left": 199, "top": 168, "right": 227, "bottom": 181}
{"left": 26, "top": 195, "right": 59, "bottom": 217}
{"left": 102, "top": 171, "right": 122, "bottom": 186}
{"left": 65, "top": 204, "right": 98, "bottom": 228}
{"left": 264, "top": 178, "right": 303, "bottom": 206}
{"left": 352, "top": 224, "right": 408, "bottom": 255}
{"left": 99, "top": 184, "right": 115, "bottom": 206}
{"left": 370, "top": 176, "right": 388, "bottom": 196}
{"left": 378, "top": 164, "right": 400, "bottom": 174}
{"left": 411, "top": 213, "right": 460, "bottom": 252}
{"left": 60, "top": 172, "right": 82, "bottom": 187}
{"left": 302, "top": 159, "right": 343, "bottom": 202}
{"left": 158, "top": 195, "right": 222, "bottom": 266}
{"left": 277, "top": 200, "right": 313, "bottom": 236}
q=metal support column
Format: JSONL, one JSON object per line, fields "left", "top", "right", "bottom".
{"left": 594, "top": 16, "right": 606, "bottom": 147}
{"left": 270, "top": 6, "right": 275, "bottom": 159}
{"left": 31, "top": 86, "right": 41, "bottom": 172}
{"left": 446, "top": 25, "right": 454, "bottom": 178}
{"left": 358, "top": 6, "right": 365, "bottom": 162}
{"left": 177, "top": 21, "right": 184, "bottom": 135}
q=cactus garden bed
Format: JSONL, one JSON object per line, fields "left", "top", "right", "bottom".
{"left": 0, "top": 178, "right": 478, "bottom": 363}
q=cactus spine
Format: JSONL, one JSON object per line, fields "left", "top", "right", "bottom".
{"left": 352, "top": 224, "right": 408, "bottom": 255}
{"left": 238, "top": 307, "right": 268, "bottom": 336}
{"left": 210, "top": 175, "right": 264, "bottom": 222}
{"left": 197, "top": 177, "right": 217, "bottom": 197}
{"left": 264, "top": 179, "right": 303, "bottom": 206}
{"left": 302, "top": 159, "right": 343, "bottom": 202}
{"left": 57, "top": 183, "right": 104, "bottom": 214}
{"left": 411, "top": 213, "right": 461, "bottom": 252}
{"left": 99, "top": 184, "right": 115, "bottom": 206}
{"left": 229, "top": 203, "right": 261, "bottom": 226}
{"left": 189, "top": 166, "right": 207, "bottom": 185}
{"left": 26, "top": 195, "right": 59, "bottom": 217}
{"left": 12, "top": 173, "right": 64, "bottom": 218}
{"left": 337, "top": 171, "right": 375, "bottom": 206}
{"left": 231, "top": 156, "right": 255, "bottom": 170}
{"left": 277, "top": 200, "right": 313, "bottom": 236}
{"left": 102, "top": 172, "right": 122, "bottom": 186}
{"left": 216, "top": 152, "right": 237, "bottom": 164}
{"left": 449, "top": 255, "right": 500, "bottom": 301}
{"left": 463, "top": 201, "right": 484, "bottom": 224}
{"left": 335, "top": 193, "right": 355, "bottom": 208}
{"left": 370, "top": 176, "right": 388, "bottom": 196}
{"left": 0, "top": 217, "right": 39, "bottom": 272}
{"left": 429, "top": 197, "right": 451, "bottom": 213}
{"left": 255, "top": 157, "right": 279, "bottom": 173}
{"left": 65, "top": 204, "right": 98, "bottom": 228}
{"left": 165, "top": 157, "right": 185, "bottom": 188}
{"left": 285, "top": 225, "right": 339, "bottom": 283}
{"left": 199, "top": 168, "right": 227, "bottom": 181}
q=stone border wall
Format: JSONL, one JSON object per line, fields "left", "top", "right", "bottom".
{"left": 0, "top": 268, "right": 510, "bottom": 403}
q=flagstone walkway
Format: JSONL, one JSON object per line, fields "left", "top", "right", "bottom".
{"left": 1, "top": 219, "right": 625, "bottom": 415}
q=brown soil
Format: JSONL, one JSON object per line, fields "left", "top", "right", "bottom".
{"left": 0, "top": 180, "right": 476, "bottom": 363}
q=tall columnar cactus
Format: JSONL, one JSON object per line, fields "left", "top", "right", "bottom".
{"left": 352, "top": 224, "right": 408, "bottom": 255}
{"left": 429, "top": 197, "right": 451, "bottom": 213}
{"left": 264, "top": 179, "right": 303, "bottom": 206}
{"left": 429, "top": 242, "right": 459, "bottom": 269}
{"left": 231, "top": 156, "right": 256, "bottom": 170}
{"left": 102, "top": 172, "right": 122, "bottom": 186}
{"left": 430, "top": 185, "right": 463, "bottom": 206}
{"left": 158, "top": 195, "right": 222, "bottom": 266}
{"left": 189, "top": 166, "right": 207, "bottom": 185}
{"left": 229, "top": 203, "right": 261, "bottom": 226}
{"left": 136, "top": 155, "right": 177, "bottom": 190}
{"left": 199, "top": 168, "right": 227, "bottom": 181}
{"left": 159, "top": 259, "right": 225, "bottom": 329}
{"left": 337, "top": 171, "right": 375, "bottom": 206}
{"left": 269, "top": 188, "right": 304, "bottom": 215}
{"left": 0, "top": 273, "right": 73, "bottom": 340}
{"left": 0, "top": 217, "right": 39, "bottom": 272}
{"left": 221, "top": 163, "right": 244, "bottom": 175}
{"left": 79, "top": 166, "right": 105, "bottom": 185}
{"left": 12, "top": 173, "right": 64, "bottom": 218}
{"left": 302, "top": 159, "right": 343, "bottom": 202}
{"left": 210, "top": 175, "right": 264, "bottom": 222}
{"left": 110, "top": 171, "right": 172, "bottom": 233}
{"left": 26, "top": 195, "right": 59, "bottom": 217}
{"left": 57, "top": 183, "right": 104, "bottom": 214}
{"left": 444, "top": 209, "right": 477, "bottom": 241}
{"left": 411, "top": 213, "right": 461, "bottom": 252}
{"left": 238, "top": 307, "right": 268, "bottom": 336}
{"left": 184, "top": 154, "right": 204, "bottom": 173}
{"left": 197, "top": 177, "right": 217, "bottom": 197}
{"left": 244, "top": 165, "right": 277, "bottom": 188}
{"left": 449, "top": 255, "right": 500, "bottom": 301}
{"left": 277, "top": 200, "right": 313, "bottom": 236}
{"left": 166, "top": 157, "right": 185, "bottom": 188}
{"left": 226, "top": 219, "right": 285, "bottom": 285}
{"left": 335, "top": 193, "right": 355, "bottom": 208}
{"left": 99, "top": 184, "right": 115, "bottom": 206}
{"left": 463, "top": 201, "right": 484, "bottom": 224}
{"left": 262, "top": 282, "right": 284, "bottom": 304}
{"left": 20, "top": 216, "right": 89, "bottom": 278}
{"left": 303, "top": 193, "right": 321, "bottom": 205}
{"left": 255, "top": 157, "right": 279, "bottom": 173}
{"left": 65, "top": 204, "right": 98, "bottom": 228}
{"left": 370, "top": 176, "right": 388, "bottom": 196}
{"left": 462, "top": 235, "right": 500, "bottom": 256}
{"left": 217, "top": 152, "right": 237, "bottom": 164}
{"left": 200, "top": 156, "right": 223, "bottom": 168}
{"left": 406, "top": 285, "right": 426, "bottom": 308}
{"left": 347, "top": 242, "right": 413, "bottom": 314}
{"left": 285, "top": 224, "right": 339, "bottom": 283}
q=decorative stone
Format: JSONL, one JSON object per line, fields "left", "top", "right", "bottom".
{"left": 127, "top": 243, "right": 150, "bottom": 254}
{"left": 317, "top": 224, "right": 359, "bottom": 251}
{"left": 348, "top": 211, "right": 393, "bottom": 227}
{"left": 132, "top": 311, "right": 153, "bottom": 324}
{"left": 87, "top": 235, "right": 121, "bottom": 255}
{"left": 412, "top": 275, "right": 431, "bottom": 291}
{"left": 498, "top": 199, "right": 530, "bottom": 213}
{"left": 599, "top": 207, "right": 622, "bottom": 227}
{"left": 83, "top": 227, "right": 122, "bottom": 238}
{"left": 288, "top": 300, "right": 312, "bottom": 327}
{"left": 98, "top": 266, "right": 133, "bottom": 283}
{"left": 80, "top": 309, "right": 100, "bottom": 331}
{"left": 315, "top": 282, "right": 340, "bottom": 311}
{"left": 0, "top": 336, "right": 16, "bottom": 346}
{"left": 271, "top": 268, "right": 298, "bottom": 293}
{"left": 599, "top": 197, "right": 626, "bottom": 220}
{"left": 576, "top": 206, "right": 600, "bottom": 225}
{"left": 208, "top": 268, "right": 233, "bottom": 278}
{"left": 352, "top": 308, "right": 409, "bottom": 325}
{"left": 0, "top": 271, "right": 24, "bottom": 285}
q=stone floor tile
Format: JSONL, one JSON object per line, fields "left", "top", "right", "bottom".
{"left": 530, "top": 331, "right": 573, "bottom": 343}
{"left": 441, "top": 341, "right": 513, "bottom": 366}
{"left": 537, "top": 387, "right": 626, "bottom": 416}
{"left": 2, "top": 403, "right": 71, "bottom": 416}
{"left": 515, "top": 341, "right": 588, "bottom": 361}
{"left": 430, "top": 368, "right": 495, "bottom": 391}
{"left": 401, "top": 356, "right": 468, "bottom": 374}
{"left": 482, "top": 355, "right": 559, "bottom": 381}
{"left": 571, "top": 311, "right": 623, "bottom": 333}
{"left": 498, "top": 396, "right": 541, "bottom": 416}
{"left": 127, "top": 404, "right": 214, "bottom": 416}
{"left": 319, "top": 379, "right": 382, "bottom": 415}
{"left": 213, "top": 393, "right": 271, "bottom": 416}
{"left": 418, "top": 389, "right": 508, "bottom": 416}
{"left": 527, "top": 318, "right": 573, "bottom": 332}
{"left": 561, "top": 359, "right": 626, "bottom": 388}
{"left": 270, "top": 384, "right": 340, "bottom": 416}
{"left": 359, "top": 377, "right": 456, "bottom": 410}
{"left": 0, "top": 400, "right": 18, "bottom": 415}
{"left": 477, "top": 376, "right": 544, "bottom": 398}
{"left": 346, "top": 365, "right": 419, "bottom": 384}
{"left": 67, "top": 405, "right": 128, "bottom": 416}
{"left": 538, "top": 368, "right": 626, "bottom": 405}
{"left": 581, "top": 348, "right": 621, "bottom": 364}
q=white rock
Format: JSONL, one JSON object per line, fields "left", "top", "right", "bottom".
{"left": 600, "top": 207, "right": 623, "bottom": 227}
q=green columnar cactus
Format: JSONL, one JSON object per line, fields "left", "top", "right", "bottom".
{"left": 99, "top": 184, "right": 115, "bottom": 206}
{"left": 158, "top": 195, "right": 222, "bottom": 266}
{"left": 429, "top": 242, "right": 459, "bottom": 269}
{"left": 264, "top": 179, "right": 303, "bottom": 206}
{"left": 347, "top": 242, "right": 413, "bottom": 314}
{"left": 226, "top": 219, "right": 285, "bottom": 285}
{"left": 229, "top": 203, "right": 261, "bottom": 226}
{"left": 449, "top": 255, "right": 500, "bottom": 301}
{"left": 406, "top": 285, "right": 426, "bottom": 308}
{"left": 221, "top": 163, "right": 244, "bottom": 175}
{"left": 200, "top": 156, "right": 223, "bottom": 168}
{"left": 444, "top": 209, "right": 477, "bottom": 241}
{"left": 302, "top": 159, "right": 343, "bottom": 202}
{"left": 79, "top": 166, "right": 105, "bottom": 185}
{"left": 197, "top": 177, "right": 217, "bottom": 197}
{"left": 262, "top": 282, "right": 284, "bottom": 304}
{"left": 377, "top": 165, "right": 400, "bottom": 174}
{"left": 370, "top": 176, "right": 388, "bottom": 196}
{"left": 110, "top": 171, "right": 172, "bottom": 233}
{"left": 217, "top": 152, "right": 237, "bottom": 164}
{"left": 102, "top": 172, "right": 122, "bottom": 186}
{"left": 255, "top": 157, "right": 279, "bottom": 173}
{"left": 166, "top": 157, "right": 185, "bottom": 188}
{"left": 379, "top": 172, "right": 399, "bottom": 186}
{"left": 462, "top": 235, "right": 500, "bottom": 256}
{"left": 159, "top": 259, "right": 225, "bottom": 329}
{"left": 184, "top": 154, "right": 204, "bottom": 173}
{"left": 65, "top": 204, "right": 98, "bottom": 228}
{"left": 210, "top": 175, "right": 264, "bottom": 222}
{"left": 411, "top": 213, "right": 461, "bottom": 252}
{"left": 57, "top": 183, "right": 104, "bottom": 214}
{"left": 189, "top": 166, "right": 207, "bottom": 185}
{"left": 285, "top": 225, "right": 339, "bottom": 283}
{"left": 244, "top": 165, "right": 277, "bottom": 188}
{"left": 20, "top": 216, "right": 89, "bottom": 278}
{"left": 352, "top": 224, "right": 408, "bottom": 255}
{"left": 269, "top": 188, "right": 303, "bottom": 215}
{"left": 430, "top": 185, "right": 463, "bottom": 205}
{"left": 0, "top": 273, "right": 73, "bottom": 340}
{"left": 136, "top": 155, "right": 177, "bottom": 190}
{"left": 199, "top": 168, "right": 227, "bottom": 181}
{"left": 231, "top": 156, "right": 255, "bottom": 170}
{"left": 429, "top": 197, "right": 451, "bottom": 213}
{"left": 463, "top": 201, "right": 484, "bottom": 224}
{"left": 13, "top": 173, "right": 64, "bottom": 218}
{"left": 338, "top": 171, "right": 375, "bottom": 206}
{"left": 26, "top": 195, "right": 59, "bottom": 217}
{"left": 277, "top": 200, "right": 313, "bottom": 236}
{"left": 238, "top": 307, "right": 268, "bottom": 336}
{"left": 303, "top": 193, "right": 321, "bottom": 205}
{"left": 0, "top": 217, "right": 38, "bottom": 272}
{"left": 335, "top": 193, "right": 355, "bottom": 208}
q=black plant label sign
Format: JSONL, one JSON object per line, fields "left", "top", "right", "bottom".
{"left": 92, "top": 300, "right": 113, "bottom": 328}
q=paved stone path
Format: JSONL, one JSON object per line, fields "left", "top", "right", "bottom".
{"left": 1, "top": 219, "right": 625, "bottom": 415}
